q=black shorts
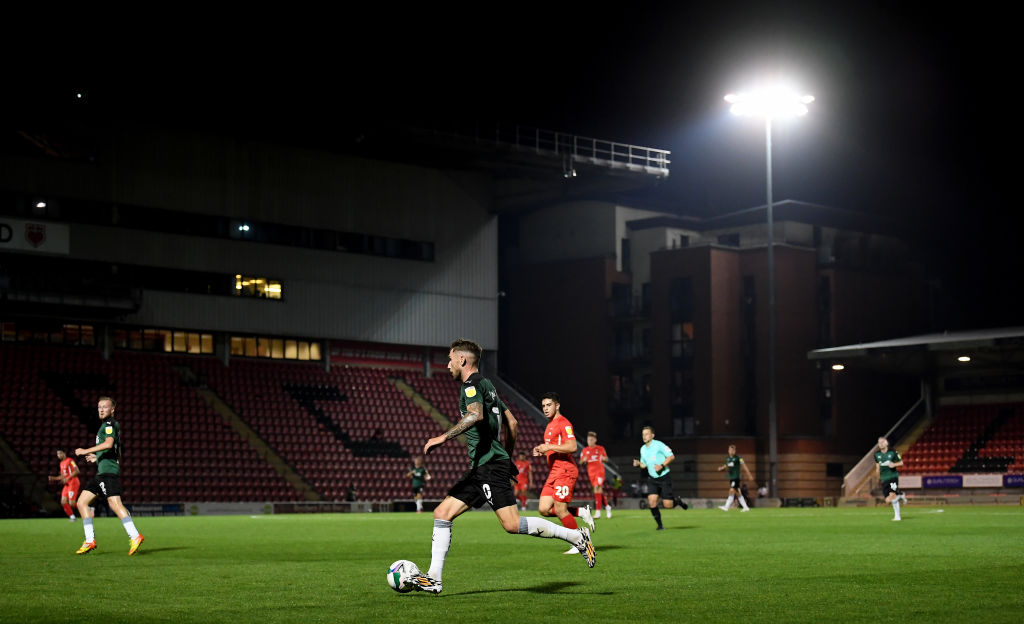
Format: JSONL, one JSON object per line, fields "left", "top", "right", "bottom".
{"left": 881, "top": 478, "right": 900, "bottom": 496}
{"left": 646, "top": 474, "right": 674, "bottom": 500}
{"left": 730, "top": 478, "right": 742, "bottom": 490}
{"left": 83, "top": 474, "right": 124, "bottom": 499}
{"left": 447, "top": 459, "right": 518, "bottom": 510}
{"left": 412, "top": 485, "right": 424, "bottom": 495}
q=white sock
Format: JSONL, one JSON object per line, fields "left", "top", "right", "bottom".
{"left": 70, "top": 514, "right": 76, "bottom": 520}
{"left": 518, "top": 516, "right": 580, "bottom": 545}
{"left": 739, "top": 495, "right": 749, "bottom": 510}
{"left": 415, "top": 499, "right": 423, "bottom": 512}
{"left": 121, "top": 516, "right": 140, "bottom": 540}
{"left": 428, "top": 519, "right": 452, "bottom": 580}
{"left": 725, "top": 494, "right": 735, "bottom": 508}
{"left": 83, "top": 517, "right": 95, "bottom": 542}
{"left": 605, "top": 504, "right": 611, "bottom": 512}
{"left": 892, "top": 500, "right": 901, "bottom": 519}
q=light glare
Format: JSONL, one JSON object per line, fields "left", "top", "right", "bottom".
{"left": 832, "top": 364, "right": 845, "bottom": 371}
{"left": 957, "top": 356, "right": 971, "bottom": 363}
{"left": 724, "top": 86, "right": 815, "bottom": 119}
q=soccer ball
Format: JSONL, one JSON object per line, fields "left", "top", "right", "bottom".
{"left": 387, "top": 559, "right": 420, "bottom": 593}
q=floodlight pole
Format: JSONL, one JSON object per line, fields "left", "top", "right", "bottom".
{"left": 764, "top": 118, "right": 778, "bottom": 499}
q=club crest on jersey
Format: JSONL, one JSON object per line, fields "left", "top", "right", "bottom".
{"left": 105, "top": 426, "right": 113, "bottom": 434}
{"left": 565, "top": 426, "right": 573, "bottom": 436}
{"left": 465, "top": 386, "right": 477, "bottom": 398}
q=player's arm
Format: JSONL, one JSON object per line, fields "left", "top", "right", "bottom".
{"left": 424, "top": 401, "right": 483, "bottom": 455}
{"left": 424, "top": 468, "right": 431, "bottom": 481}
{"left": 742, "top": 462, "right": 755, "bottom": 483}
{"left": 654, "top": 453, "right": 674, "bottom": 473}
{"left": 75, "top": 436, "right": 114, "bottom": 457}
{"left": 632, "top": 456, "right": 646, "bottom": 469}
{"left": 69, "top": 462, "right": 79, "bottom": 479}
{"left": 533, "top": 435, "right": 576, "bottom": 456}
{"left": 501, "top": 408, "right": 518, "bottom": 456}
{"left": 889, "top": 453, "right": 904, "bottom": 469}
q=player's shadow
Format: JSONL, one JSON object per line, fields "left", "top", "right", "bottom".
{"left": 131, "top": 546, "right": 187, "bottom": 555}
{"left": 451, "top": 581, "right": 613, "bottom": 596}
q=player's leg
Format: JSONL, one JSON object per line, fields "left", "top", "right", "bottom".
{"left": 408, "top": 495, "right": 470, "bottom": 592}
{"left": 883, "top": 481, "right": 901, "bottom": 520}
{"left": 60, "top": 486, "right": 75, "bottom": 520}
{"left": 721, "top": 484, "right": 737, "bottom": 511}
{"left": 76, "top": 489, "right": 98, "bottom": 553}
{"left": 67, "top": 486, "right": 78, "bottom": 520}
{"left": 737, "top": 486, "right": 750, "bottom": 511}
{"left": 107, "top": 495, "right": 144, "bottom": 554}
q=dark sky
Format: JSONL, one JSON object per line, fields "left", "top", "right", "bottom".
{"left": 12, "top": 5, "right": 1023, "bottom": 328}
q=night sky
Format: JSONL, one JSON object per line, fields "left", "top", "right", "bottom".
{"left": 12, "top": 5, "right": 1022, "bottom": 330}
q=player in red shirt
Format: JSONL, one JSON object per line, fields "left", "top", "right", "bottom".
{"left": 513, "top": 451, "right": 533, "bottom": 511}
{"left": 49, "top": 450, "right": 81, "bottom": 521}
{"left": 579, "top": 431, "right": 612, "bottom": 519}
{"left": 532, "top": 392, "right": 595, "bottom": 554}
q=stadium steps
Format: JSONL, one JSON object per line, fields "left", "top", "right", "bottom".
{"left": 0, "top": 436, "right": 62, "bottom": 514}
{"left": 195, "top": 387, "right": 321, "bottom": 501}
{"left": 388, "top": 377, "right": 466, "bottom": 446}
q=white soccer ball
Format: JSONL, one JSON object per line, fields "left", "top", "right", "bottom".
{"left": 387, "top": 559, "right": 420, "bottom": 593}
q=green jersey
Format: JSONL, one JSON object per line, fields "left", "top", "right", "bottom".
{"left": 458, "top": 372, "right": 509, "bottom": 469}
{"left": 410, "top": 466, "right": 428, "bottom": 489}
{"left": 94, "top": 418, "right": 121, "bottom": 475}
{"left": 874, "top": 449, "right": 901, "bottom": 481}
{"left": 724, "top": 454, "right": 744, "bottom": 480}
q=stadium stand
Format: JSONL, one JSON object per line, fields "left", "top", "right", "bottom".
{"left": 4, "top": 342, "right": 600, "bottom": 507}
{"left": 901, "top": 403, "right": 1024, "bottom": 474}
{"left": 0, "top": 343, "right": 300, "bottom": 504}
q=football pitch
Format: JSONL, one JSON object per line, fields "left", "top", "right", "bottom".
{"left": 2, "top": 506, "right": 1022, "bottom": 623}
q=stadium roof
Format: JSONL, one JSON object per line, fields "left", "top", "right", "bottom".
{"left": 807, "top": 327, "right": 1024, "bottom": 376}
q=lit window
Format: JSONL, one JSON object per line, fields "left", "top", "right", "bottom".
{"left": 233, "top": 274, "right": 283, "bottom": 299}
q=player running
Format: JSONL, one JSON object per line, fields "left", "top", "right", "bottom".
{"left": 533, "top": 392, "right": 595, "bottom": 555}
{"left": 874, "top": 436, "right": 908, "bottom": 521}
{"left": 579, "top": 431, "right": 612, "bottom": 518}
{"left": 717, "top": 444, "right": 754, "bottom": 512}
{"left": 49, "top": 450, "right": 80, "bottom": 521}
{"left": 408, "top": 339, "right": 594, "bottom": 594}
{"left": 73, "top": 396, "right": 145, "bottom": 555}
{"left": 513, "top": 451, "right": 533, "bottom": 511}
{"left": 407, "top": 456, "right": 431, "bottom": 513}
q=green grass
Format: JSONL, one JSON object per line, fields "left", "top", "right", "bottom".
{"left": 2, "top": 506, "right": 1022, "bottom": 623}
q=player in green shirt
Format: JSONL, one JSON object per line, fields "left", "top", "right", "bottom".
{"left": 73, "top": 396, "right": 145, "bottom": 555}
{"left": 407, "top": 456, "right": 432, "bottom": 513}
{"left": 408, "top": 338, "right": 595, "bottom": 594}
{"left": 717, "top": 444, "right": 755, "bottom": 512}
{"left": 874, "top": 436, "right": 908, "bottom": 521}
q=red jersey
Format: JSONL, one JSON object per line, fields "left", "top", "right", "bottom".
{"left": 60, "top": 457, "right": 80, "bottom": 487}
{"left": 580, "top": 444, "right": 607, "bottom": 472}
{"left": 542, "top": 414, "right": 578, "bottom": 473}
{"left": 514, "top": 459, "right": 531, "bottom": 488}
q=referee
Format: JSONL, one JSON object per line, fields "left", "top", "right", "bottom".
{"left": 632, "top": 426, "right": 678, "bottom": 530}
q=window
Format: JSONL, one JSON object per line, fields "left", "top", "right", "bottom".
{"left": 0, "top": 321, "right": 94, "bottom": 346}
{"left": 234, "top": 275, "right": 283, "bottom": 299}
{"left": 230, "top": 334, "right": 321, "bottom": 361}
{"left": 718, "top": 232, "right": 740, "bottom": 247}
{"left": 111, "top": 327, "right": 213, "bottom": 354}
